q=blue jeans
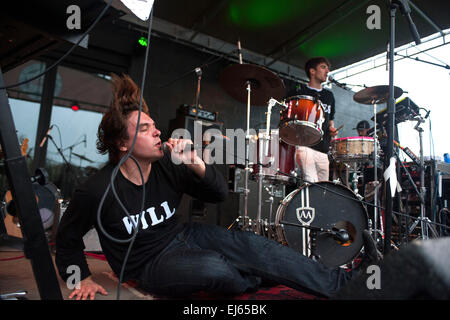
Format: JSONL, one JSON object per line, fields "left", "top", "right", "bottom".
{"left": 137, "top": 222, "right": 354, "bottom": 297}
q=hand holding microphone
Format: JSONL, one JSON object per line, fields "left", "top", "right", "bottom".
{"left": 164, "top": 138, "right": 206, "bottom": 178}
{"left": 163, "top": 138, "right": 201, "bottom": 164}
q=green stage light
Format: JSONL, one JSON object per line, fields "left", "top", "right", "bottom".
{"left": 229, "top": 0, "right": 307, "bottom": 28}
{"left": 138, "top": 36, "right": 148, "bottom": 47}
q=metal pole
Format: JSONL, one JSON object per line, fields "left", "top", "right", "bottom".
{"left": 373, "top": 102, "right": 379, "bottom": 241}
{"left": 0, "top": 68, "right": 63, "bottom": 300}
{"left": 418, "top": 127, "right": 428, "bottom": 239}
{"left": 243, "top": 81, "right": 251, "bottom": 226}
{"left": 384, "top": 3, "right": 397, "bottom": 254}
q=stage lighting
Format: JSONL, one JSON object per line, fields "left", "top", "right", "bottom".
{"left": 120, "top": 0, "right": 154, "bottom": 21}
{"left": 138, "top": 36, "right": 148, "bottom": 47}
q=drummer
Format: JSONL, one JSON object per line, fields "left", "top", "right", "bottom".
{"left": 354, "top": 120, "right": 370, "bottom": 137}
{"left": 285, "top": 57, "right": 338, "bottom": 182}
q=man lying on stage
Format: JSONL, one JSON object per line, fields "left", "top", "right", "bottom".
{"left": 55, "top": 74, "right": 381, "bottom": 300}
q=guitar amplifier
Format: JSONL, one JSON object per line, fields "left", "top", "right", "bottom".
{"left": 176, "top": 104, "right": 218, "bottom": 122}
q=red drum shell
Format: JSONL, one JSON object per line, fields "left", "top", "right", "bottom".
{"left": 279, "top": 95, "right": 324, "bottom": 146}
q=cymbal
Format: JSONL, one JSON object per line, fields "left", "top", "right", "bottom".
{"left": 219, "top": 63, "right": 285, "bottom": 106}
{"left": 353, "top": 85, "right": 403, "bottom": 105}
{"left": 72, "top": 152, "right": 94, "bottom": 163}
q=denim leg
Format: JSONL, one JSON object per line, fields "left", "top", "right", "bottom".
{"left": 138, "top": 226, "right": 261, "bottom": 297}
{"left": 188, "top": 223, "right": 354, "bottom": 297}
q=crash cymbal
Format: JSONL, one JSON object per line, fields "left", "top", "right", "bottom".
{"left": 72, "top": 152, "right": 94, "bottom": 163}
{"left": 219, "top": 63, "right": 285, "bottom": 106}
{"left": 353, "top": 85, "right": 403, "bottom": 105}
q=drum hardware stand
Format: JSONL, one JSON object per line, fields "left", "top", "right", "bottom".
{"left": 265, "top": 185, "right": 275, "bottom": 228}
{"left": 406, "top": 114, "right": 438, "bottom": 239}
{"left": 254, "top": 98, "right": 285, "bottom": 235}
{"left": 368, "top": 100, "right": 382, "bottom": 243}
{"left": 255, "top": 131, "right": 268, "bottom": 235}
{"left": 220, "top": 42, "right": 285, "bottom": 234}
{"left": 264, "top": 184, "right": 279, "bottom": 240}
{"left": 234, "top": 39, "right": 252, "bottom": 232}
{"left": 349, "top": 162, "right": 363, "bottom": 196}
{"left": 279, "top": 220, "right": 350, "bottom": 259}
{"left": 279, "top": 220, "right": 320, "bottom": 259}
{"left": 383, "top": 0, "right": 422, "bottom": 253}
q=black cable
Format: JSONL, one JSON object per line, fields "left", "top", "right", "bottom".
{"left": 96, "top": 8, "right": 155, "bottom": 300}
{"left": 51, "top": 124, "right": 64, "bottom": 151}
{"left": 156, "top": 51, "right": 229, "bottom": 89}
{"left": 0, "top": 0, "right": 114, "bottom": 90}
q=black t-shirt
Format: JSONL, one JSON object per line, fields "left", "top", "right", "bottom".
{"left": 55, "top": 152, "right": 228, "bottom": 282}
{"left": 285, "top": 82, "right": 336, "bottom": 154}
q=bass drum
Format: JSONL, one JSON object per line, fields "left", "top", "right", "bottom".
{"left": 275, "top": 182, "right": 368, "bottom": 268}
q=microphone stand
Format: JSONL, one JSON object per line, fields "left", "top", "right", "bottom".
{"left": 411, "top": 116, "right": 437, "bottom": 239}
{"left": 279, "top": 220, "right": 350, "bottom": 259}
{"left": 194, "top": 67, "right": 202, "bottom": 119}
{"left": 384, "top": 0, "right": 421, "bottom": 254}
{"left": 47, "top": 135, "right": 80, "bottom": 197}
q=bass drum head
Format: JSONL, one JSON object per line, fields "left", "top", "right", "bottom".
{"left": 275, "top": 182, "right": 368, "bottom": 268}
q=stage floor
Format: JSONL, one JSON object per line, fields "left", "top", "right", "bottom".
{"left": 0, "top": 245, "right": 320, "bottom": 301}
{"left": 0, "top": 249, "right": 153, "bottom": 300}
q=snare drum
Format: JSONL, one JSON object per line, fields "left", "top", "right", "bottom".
{"left": 279, "top": 95, "right": 324, "bottom": 146}
{"left": 331, "top": 136, "right": 377, "bottom": 163}
{"left": 252, "top": 129, "right": 296, "bottom": 184}
{"left": 275, "top": 182, "right": 368, "bottom": 268}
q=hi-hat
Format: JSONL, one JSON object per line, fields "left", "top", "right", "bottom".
{"left": 219, "top": 63, "right": 285, "bottom": 106}
{"left": 353, "top": 85, "right": 403, "bottom": 105}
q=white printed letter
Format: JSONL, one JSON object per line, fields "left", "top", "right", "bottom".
{"left": 66, "top": 5, "right": 81, "bottom": 30}
{"left": 366, "top": 5, "right": 381, "bottom": 30}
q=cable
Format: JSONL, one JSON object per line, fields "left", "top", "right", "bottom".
{"left": 156, "top": 49, "right": 229, "bottom": 89}
{"left": 51, "top": 124, "right": 64, "bottom": 151}
{"left": 0, "top": 0, "right": 114, "bottom": 90}
{"left": 0, "top": 255, "right": 25, "bottom": 262}
{"left": 96, "top": 8, "right": 155, "bottom": 300}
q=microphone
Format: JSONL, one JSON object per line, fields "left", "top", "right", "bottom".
{"left": 330, "top": 228, "right": 350, "bottom": 243}
{"left": 39, "top": 125, "right": 54, "bottom": 147}
{"left": 162, "top": 141, "right": 196, "bottom": 153}
{"left": 328, "top": 76, "right": 346, "bottom": 89}
{"left": 195, "top": 67, "right": 202, "bottom": 77}
{"left": 424, "top": 109, "right": 431, "bottom": 119}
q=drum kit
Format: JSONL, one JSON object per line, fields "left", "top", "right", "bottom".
{"left": 220, "top": 60, "right": 403, "bottom": 267}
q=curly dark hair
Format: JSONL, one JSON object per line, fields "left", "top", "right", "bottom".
{"left": 304, "top": 57, "right": 331, "bottom": 79}
{"left": 97, "top": 74, "right": 149, "bottom": 164}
